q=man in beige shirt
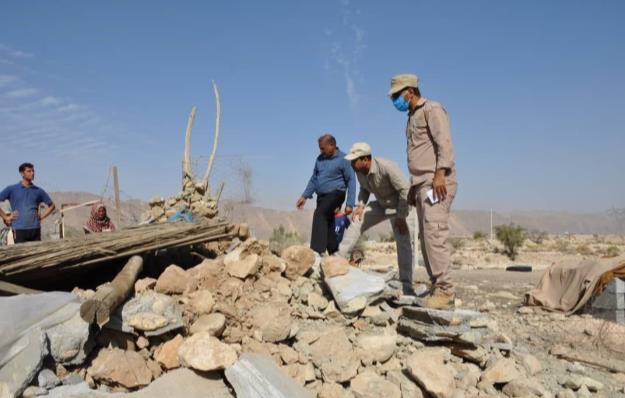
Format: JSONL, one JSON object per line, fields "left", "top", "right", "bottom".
{"left": 338, "top": 142, "right": 417, "bottom": 294}
{"left": 389, "top": 73, "right": 458, "bottom": 309}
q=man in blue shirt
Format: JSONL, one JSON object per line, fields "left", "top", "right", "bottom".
{"left": 0, "top": 162, "right": 56, "bottom": 243}
{"left": 296, "top": 134, "right": 356, "bottom": 255}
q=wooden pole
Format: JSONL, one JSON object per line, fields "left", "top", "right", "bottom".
{"left": 112, "top": 166, "right": 121, "bottom": 228}
{"left": 183, "top": 106, "right": 197, "bottom": 179}
{"left": 203, "top": 81, "right": 221, "bottom": 196}
{"left": 80, "top": 255, "right": 143, "bottom": 327}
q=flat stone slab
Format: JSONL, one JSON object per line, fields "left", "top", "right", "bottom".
{"left": 106, "top": 292, "right": 184, "bottom": 336}
{"left": 398, "top": 307, "right": 494, "bottom": 346}
{"left": 46, "top": 369, "right": 233, "bottom": 398}
{"left": 324, "top": 267, "right": 386, "bottom": 314}
{"left": 225, "top": 353, "right": 313, "bottom": 398}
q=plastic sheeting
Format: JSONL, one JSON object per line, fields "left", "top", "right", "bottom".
{"left": 0, "top": 292, "right": 77, "bottom": 367}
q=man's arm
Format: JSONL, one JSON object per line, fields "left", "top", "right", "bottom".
{"left": 426, "top": 104, "right": 455, "bottom": 200}
{"left": 343, "top": 159, "right": 356, "bottom": 209}
{"left": 301, "top": 160, "right": 319, "bottom": 200}
{"left": 38, "top": 190, "right": 56, "bottom": 221}
{"left": 427, "top": 104, "right": 455, "bottom": 172}
{"left": 387, "top": 162, "right": 410, "bottom": 219}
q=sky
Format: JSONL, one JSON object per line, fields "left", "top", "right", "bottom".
{"left": 0, "top": 1, "right": 624, "bottom": 213}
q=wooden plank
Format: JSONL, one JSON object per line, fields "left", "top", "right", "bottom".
{"left": 0, "top": 280, "right": 41, "bottom": 295}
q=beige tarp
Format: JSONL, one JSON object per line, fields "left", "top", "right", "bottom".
{"left": 525, "top": 255, "right": 625, "bottom": 314}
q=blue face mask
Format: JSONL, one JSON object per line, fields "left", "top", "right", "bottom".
{"left": 392, "top": 95, "right": 410, "bottom": 112}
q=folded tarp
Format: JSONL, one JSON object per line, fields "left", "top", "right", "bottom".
{"left": 525, "top": 255, "right": 625, "bottom": 314}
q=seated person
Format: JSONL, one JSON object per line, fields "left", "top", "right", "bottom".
{"left": 83, "top": 203, "right": 116, "bottom": 234}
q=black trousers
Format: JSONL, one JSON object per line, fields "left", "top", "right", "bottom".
{"left": 14, "top": 228, "right": 41, "bottom": 243}
{"left": 310, "top": 190, "right": 345, "bottom": 255}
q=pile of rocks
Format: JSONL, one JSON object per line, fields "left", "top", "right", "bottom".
{"left": 6, "top": 236, "right": 623, "bottom": 398}
{"left": 146, "top": 175, "right": 217, "bottom": 223}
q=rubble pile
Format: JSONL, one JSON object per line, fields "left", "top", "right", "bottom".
{"left": 2, "top": 237, "right": 625, "bottom": 398}
{"left": 147, "top": 175, "right": 218, "bottom": 223}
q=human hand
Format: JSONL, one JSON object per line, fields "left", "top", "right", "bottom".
{"left": 351, "top": 206, "right": 365, "bottom": 222}
{"left": 296, "top": 196, "right": 306, "bottom": 210}
{"left": 394, "top": 217, "right": 409, "bottom": 235}
{"left": 344, "top": 206, "right": 353, "bottom": 215}
{"left": 432, "top": 169, "right": 447, "bottom": 201}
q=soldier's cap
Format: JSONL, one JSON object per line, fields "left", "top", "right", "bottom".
{"left": 344, "top": 142, "right": 372, "bottom": 161}
{"left": 388, "top": 74, "right": 419, "bottom": 96}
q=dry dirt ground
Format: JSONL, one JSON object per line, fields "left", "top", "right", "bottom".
{"left": 361, "top": 240, "right": 625, "bottom": 396}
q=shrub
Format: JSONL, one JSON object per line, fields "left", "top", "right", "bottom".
{"left": 606, "top": 245, "right": 621, "bottom": 258}
{"left": 269, "top": 225, "right": 303, "bottom": 254}
{"left": 473, "top": 231, "right": 487, "bottom": 240}
{"left": 449, "top": 237, "right": 465, "bottom": 252}
{"left": 495, "top": 223, "right": 526, "bottom": 260}
{"left": 576, "top": 244, "right": 593, "bottom": 256}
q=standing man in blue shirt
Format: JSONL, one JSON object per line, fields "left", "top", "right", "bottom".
{"left": 296, "top": 134, "right": 356, "bottom": 255}
{"left": 0, "top": 163, "right": 56, "bottom": 243}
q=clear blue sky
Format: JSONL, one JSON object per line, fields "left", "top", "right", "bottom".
{"left": 1, "top": 1, "right": 623, "bottom": 212}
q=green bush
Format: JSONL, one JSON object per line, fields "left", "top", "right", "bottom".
{"left": 473, "top": 231, "right": 487, "bottom": 240}
{"left": 576, "top": 244, "right": 593, "bottom": 256}
{"left": 449, "top": 237, "right": 465, "bottom": 251}
{"left": 606, "top": 245, "right": 621, "bottom": 258}
{"left": 495, "top": 223, "right": 526, "bottom": 260}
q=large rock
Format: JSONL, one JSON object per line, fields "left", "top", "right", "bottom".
{"left": 0, "top": 329, "right": 48, "bottom": 397}
{"left": 281, "top": 245, "right": 316, "bottom": 280}
{"left": 46, "top": 311, "right": 94, "bottom": 365}
{"left": 309, "top": 329, "right": 358, "bottom": 383}
{"left": 178, "top": 332, "right": 238, "bottom": 371}
{"left": 407, "top": 350, "right": 456, "bottom": 398}
{"left": 481, "top": 358, "right": 522, "bottom": 385}
{"left": 37, "top": 369, "right": 60, "bottom": 390}
{"left": 321, "top": 256, "right": 350, "bottom": 278}
{"left": 88, "top": 348, "right": 152, "bottom": 389}
{"left": 187, "top": 290, "right": 215, "bottom": 315}
{"left": 251, "top": 302, "right": 292, "bottom": 343}
{"left": 324, "top": 266, "right": 385, "bottom": 314}
{"left": 350, "top": 371, "right": 401, "bottom": 398}
{"left": 155, "top": 264, "right": 192, "bottom": 294}
{"left": 154, "top": 334, "right": 184, "bottom": 370}
{"left": 355, "top": 329, "right": 397, "bottom": 364}
{"left": 226, "top": 254, "right": 260, "bottom": 279}
{"left": 225, "top": 353, "right": 313, "bottom": 398}
{"left": 190, "top": 313, "right": 226, "bottom": 336}
{"left": 386, "top": 370, "right": 424, "bottom": 398}
{"left": 106, "top": 291, "right": 184, "bottom": 336}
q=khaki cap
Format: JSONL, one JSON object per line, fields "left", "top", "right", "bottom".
{"left": 388, "top": 74, "right": 419, "bottom": 96}
{"left": 344, "top": 142, "right": 372, "bottom": 161}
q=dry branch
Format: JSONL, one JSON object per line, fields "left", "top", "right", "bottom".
{"left": 183, "top": 106, "right": 198, "bottom": 178}
{"left": 203, "top": 81, "right": 221, "bottom": 194}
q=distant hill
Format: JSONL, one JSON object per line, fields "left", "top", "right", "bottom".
{"left": 6, "top": 192, "right": 618, "bottom": 240}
